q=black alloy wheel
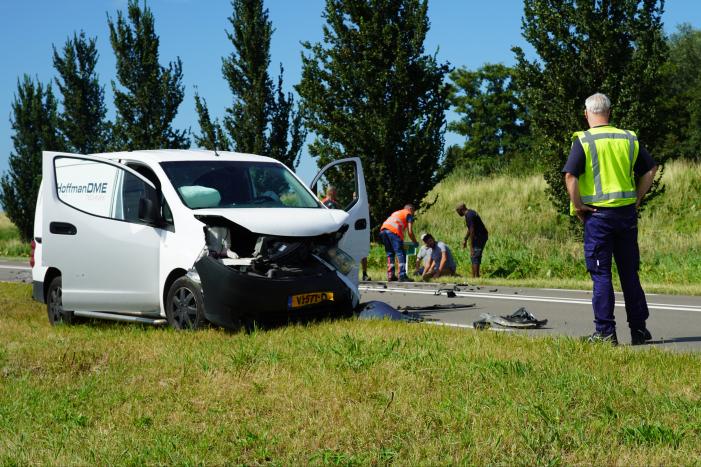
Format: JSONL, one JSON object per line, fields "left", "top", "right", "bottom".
{"left": 166, "top": 276, "right": 206, "bottom": 330}
{"left": 46, "top": 276, "right": 74, "bottom": 325}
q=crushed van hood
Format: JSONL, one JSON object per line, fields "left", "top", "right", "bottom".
{"left": 194, "top": 207, "right": 349, "bottom": 237}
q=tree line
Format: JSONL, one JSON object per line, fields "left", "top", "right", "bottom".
{"left": 2, "top": 0, "right": 700, "bottom": 242}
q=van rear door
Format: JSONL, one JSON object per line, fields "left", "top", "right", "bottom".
{"left": 311, "top": 157, "right": 370, "bottom": 286}
{"left": 41, "top": 152, "right": 162, "bottom": 312}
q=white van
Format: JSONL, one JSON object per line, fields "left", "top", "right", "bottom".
{"left": 31, "top": 150, "right": 370, "bottom": 330}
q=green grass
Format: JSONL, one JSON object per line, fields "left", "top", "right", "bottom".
{"left": 0, "top": 213, "right": 29, "bottom": 258}
{"left": 368, "top": 158, "right": 701, "bottom": 295}
{"left": 1, "top": 282, "right": 701, "bottom": 464}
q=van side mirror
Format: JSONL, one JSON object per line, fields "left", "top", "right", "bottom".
{"left": 138, "top": 197, "right": 159, "bottom": 225}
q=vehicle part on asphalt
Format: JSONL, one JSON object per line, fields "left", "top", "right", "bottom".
{"left": 397, "top": 303, "right": 476, "bottom": 312}
{"left": 473, "top": 308, "right": 548, "bottom": 329}
{"left": 434, "top": 286, "right": 459, "bottom": 297}
{"left": 357, "top": 301, "right": 422, "bottom": 322}
{"left": 500, "top": 307, "right": 548, "bottom": 327}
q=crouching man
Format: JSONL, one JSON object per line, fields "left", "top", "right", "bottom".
{"left": 420, "top": 233, "right": 457, "bottom": 280}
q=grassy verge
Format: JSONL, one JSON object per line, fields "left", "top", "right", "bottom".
{"left": 0, "top": 213, "right": 29, "bottom": 258}
{"left": 1, "top": 282, "right": 700, "bottom": 464}
{"left": 369, "top": 159, "right": 701, "bottom": 295}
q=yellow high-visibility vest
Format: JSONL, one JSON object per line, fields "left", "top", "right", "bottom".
{"left": 570, "top": 125, "right": 638, "bottom": 215}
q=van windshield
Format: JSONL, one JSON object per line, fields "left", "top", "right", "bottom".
{"left": 160, "top": 161, "right": 320, "bottom": 209}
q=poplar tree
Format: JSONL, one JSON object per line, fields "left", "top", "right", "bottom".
{"left": 297, "top": 0, "right": 450, "bottom": 226}
{"left": 513, "top": 0, "right": 668, "bottom": 215}
{"left": 195, "top": 0, "right": 304, "bottom": 168}
{"left": 0, "top": 76, "right": 64, "bottom": 241}
{"left": 52, "top": 31, "right": 110, "bottom": 154}
{"left": 448, "top": 63, "right": 530, "bottom": 175}
{"left": 108, "top": 0, "right": 189, "bottom": 150}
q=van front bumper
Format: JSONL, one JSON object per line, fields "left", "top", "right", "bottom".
{"left": 195, "top": 256, "right": 354, "bottom": 330}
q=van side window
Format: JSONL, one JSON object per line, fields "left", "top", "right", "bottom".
{"left": 54, "top": 156, "right": 156, "bottom": 226}
{"left": 114, "top": 171, "right": 157, "bottom": 223}
{"left": 55, "top": 157, "right": 120, "bottom": 217}
{"left": 126, "top": 162, "right": 173, "bottom": 225}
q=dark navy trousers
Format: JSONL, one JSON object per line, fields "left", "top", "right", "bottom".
{"left": 583, "top": 205, "right": 649, "bottom": 334}
{"left": 379, "top": 229, "right": 406, "bottom": 279}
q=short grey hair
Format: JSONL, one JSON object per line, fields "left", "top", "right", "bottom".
{"left": 585, "top": 93, "right": 611, "bottom": 115}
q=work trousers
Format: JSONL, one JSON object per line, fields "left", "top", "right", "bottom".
{"left": 583, "top": 205, "right": 649, "bottom": 334}
{"left": 379, "top": 229, "right": 406, "bottom": 279}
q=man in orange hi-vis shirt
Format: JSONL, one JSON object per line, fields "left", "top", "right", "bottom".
{"left": 379, "top": 204, "right": 418, "bottom": 281}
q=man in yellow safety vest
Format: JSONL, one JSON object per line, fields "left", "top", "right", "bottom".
{"left": 563, "top": 93, "right": 657, "bottom": 346}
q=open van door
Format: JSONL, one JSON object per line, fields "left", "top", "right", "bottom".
{"left": 311, "top": 157, "right": 370, "bottom": 286}
{"left": 41, "top": 151, "right": 162, "bottom": 312}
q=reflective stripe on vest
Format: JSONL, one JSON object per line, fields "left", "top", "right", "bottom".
{"left": 574, "top": 127, "right": 638, "bottom": 207}
{"left": 381, "top": 209, "right": 410, "bottom": 237}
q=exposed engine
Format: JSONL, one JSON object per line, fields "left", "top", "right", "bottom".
{"left": 196, "top": 215, "right": 353, "bottom": 279}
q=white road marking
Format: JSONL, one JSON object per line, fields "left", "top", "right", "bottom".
{"left": 540, "top": 287, "right": 659, "bottom": 296}
{"left": 360, "top": 286, "right": 701, "bottom": 313}
{"left": 0, "top": 265, "right": 31, "bottom": 271}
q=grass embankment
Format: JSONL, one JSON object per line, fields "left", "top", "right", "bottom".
{"left": 0, "top": 213, "right": 29, "bottom": 258}
{"left": 368, "top": 159, "right": 701, "bottom": 295}
{"left": 0, "top": 284, "right": 701, "bottom": 465}
{"left": 1, "top": 282, "right": 700, "bottom": 464}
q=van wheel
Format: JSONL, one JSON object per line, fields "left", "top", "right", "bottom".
{"left": 166, "top": 277, "right": 206, "bottom": 330}
{"left": 47, "top": 276, "right": 75, "bottom": 325}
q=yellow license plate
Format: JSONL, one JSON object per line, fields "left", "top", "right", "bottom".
{"left": 288, "top": 292, "right": 334, "bottom": 309}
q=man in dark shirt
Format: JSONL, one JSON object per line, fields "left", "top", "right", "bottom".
{"left": 562, "top": 92, "right": 657, "bottom": 346}
{"left": 455, "top": 203, "right": 489, "bottom": 277}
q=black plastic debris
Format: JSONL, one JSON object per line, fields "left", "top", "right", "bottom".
{"left": 397, "top": 303, "right": 476, "bottom": 312}
{"left": 434, "top": 286, "right": 459, "bottom": 298}
{"left": 473, "top": 308, "right": 547, "bottom": 330}
{"left": 357, "top": 301, "right": 422, "bottom": 322}
{"left": 501, "top": 307, "right": 547, "bottom": 327}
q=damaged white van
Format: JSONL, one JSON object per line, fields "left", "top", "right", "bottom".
{"left": 32, "top": 150, "right": 370, "bottom": 330}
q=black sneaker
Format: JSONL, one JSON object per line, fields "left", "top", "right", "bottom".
{"left": 631, "top": 327, "right": 652, "bottom": 346}
{"left": 398, "top": 275, "right": 413, "bottom": 282}
{"left": 362, "top": 274, "right": 371, "bottom": 282}
{"left": 388, "top": 275, "right": 398, "bottom": 282}
{"left": 585, "top": 331, "right": 618, "bottom": 346}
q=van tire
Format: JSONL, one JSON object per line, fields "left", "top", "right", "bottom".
{"left": 166, "top": 276, "right": 206, "bottom": 330}
{"left": 47, "top": 276, "right": 75, "bottom": 325}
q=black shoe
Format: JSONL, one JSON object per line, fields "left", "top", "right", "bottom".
{"left": 398, "top": 275, "right": 413, "bottom": 282}
{"left": 631, "top": 327, "right": 652, "bottom": 346}
{"left": 362, "top": 274, "right": 371, "bottom": 282}
{"left": 585, "top": 331, "right": 618, "bottom": 346}
{"left": 388, "top": 275, "right": 398, "bottom": 282}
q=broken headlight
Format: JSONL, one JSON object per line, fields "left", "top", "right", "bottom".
{"left": 318, "top": 246, "right": 354, "bottom": 275}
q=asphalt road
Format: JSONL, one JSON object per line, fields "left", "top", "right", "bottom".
{"left": 359, "top": 281, "right": 701, "bottom": 351}
{"left": 4, "top": 259, "right": 700, "bottom": 350}
{"left": 0, "top": 259, "right": 31, "bottom": 284}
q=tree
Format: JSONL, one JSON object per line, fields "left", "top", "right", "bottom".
{"left": 448, "top": 63, "right": 530, "bottom": 175}
{"left": 108, "top": 0, "right": 189, "bottom": 150}
{"left": 513, "top": 0, "right": 668, "bottom": 216}
{"left": 660, "top": 23, "right": 701, "bottom": 160}
{"left": 297, "top": 0, "right": 450, "bottom": 226}
{"left": 52, "top": 31, "right": 110, "bottom": 154}
{"left": 194, "top": 0, "right": 305, "bottom": 168}
{"left": 0, "top": 76, "right": 63, "bottom": 241}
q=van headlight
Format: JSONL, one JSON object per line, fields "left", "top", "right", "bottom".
{"left": 319, "top": 246, "right": 354, "bottom": 275}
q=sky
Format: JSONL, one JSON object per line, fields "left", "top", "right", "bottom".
{"left": 1, "top": 0, "right": 700, "bottom": 183}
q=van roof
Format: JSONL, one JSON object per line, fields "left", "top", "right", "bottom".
{"left": 89, "top": 149, "right": 280, "bottom": 164}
